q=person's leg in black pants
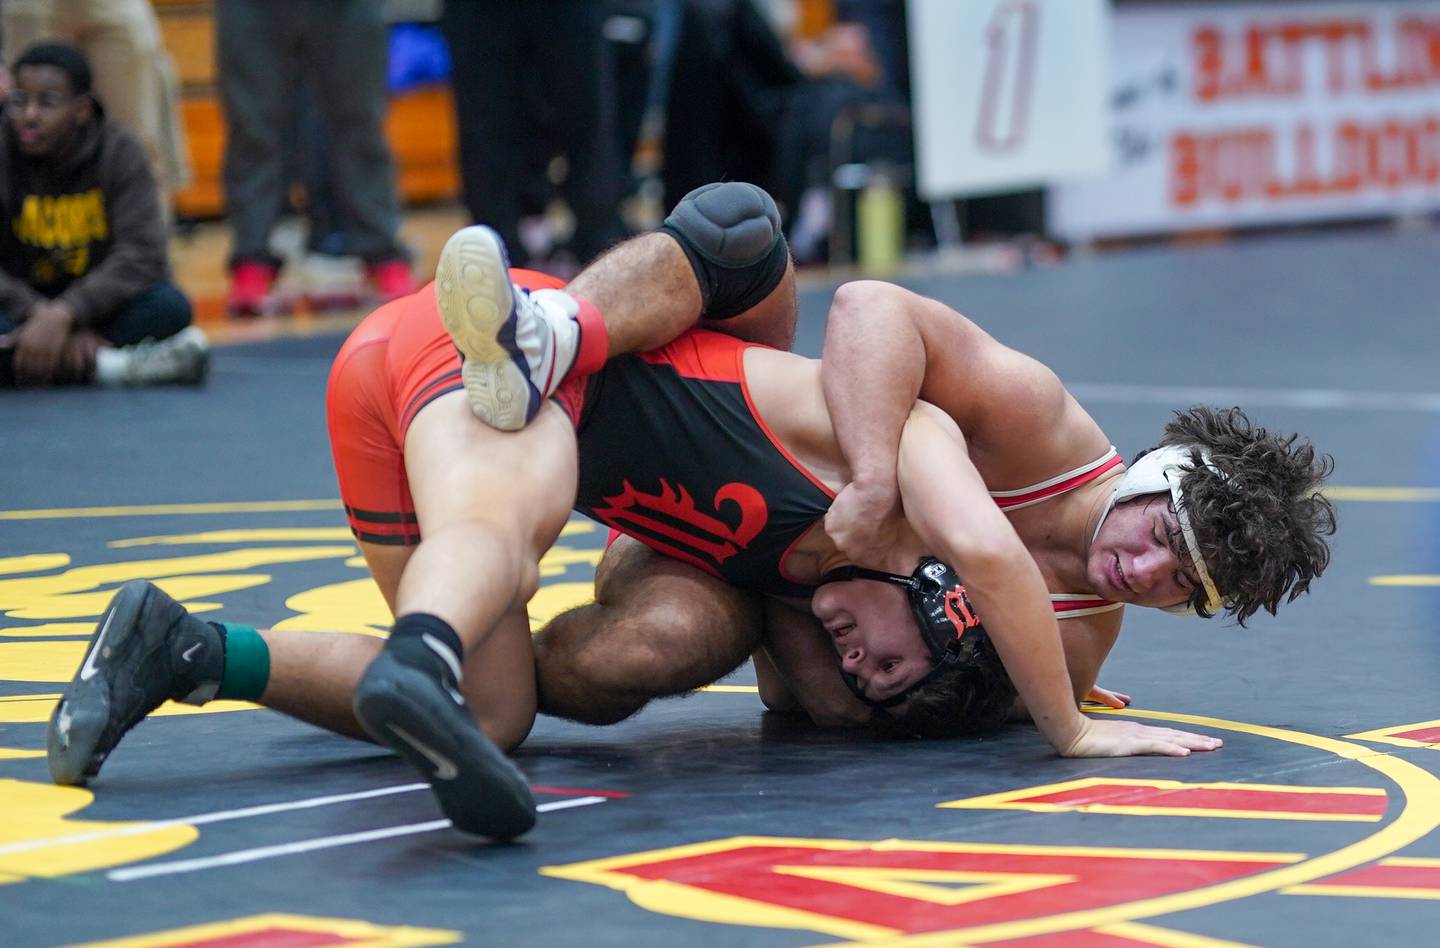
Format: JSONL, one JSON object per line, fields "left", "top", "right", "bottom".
{"left": 441, "top": 0, "right": 526, "bottom": 262}
{"left": 443, "top": 1, "right": 626, "bottom": 267}
{"left": 661, "top": 0, "right": 795, "bottom": 212}
{"left": 536, "top": 0, "right": 626, "bottom": 264}
{"left": 300, "top": 0, "right": 407, "bottom": 266}
{"left": 216, "top": 0, "right": 298, "bottom": 269}
{"left": 99, "top": 282, "right": 195, "bottom": 347}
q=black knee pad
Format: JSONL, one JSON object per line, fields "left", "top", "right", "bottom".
{"left": 660, "top": 182, "right": 790, "bottom": 319}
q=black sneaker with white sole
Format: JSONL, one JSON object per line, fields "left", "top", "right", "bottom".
{"left": 352, "top": 649, "right": 537, "bottom": 839}
{"left": 47, "top": 580, "right": 224, "bottom": 786}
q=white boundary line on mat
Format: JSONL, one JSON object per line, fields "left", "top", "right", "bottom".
{"left": 107, "top": 797, "right": 608, "bottom": 881}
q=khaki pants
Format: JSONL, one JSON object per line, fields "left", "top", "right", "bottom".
{"left": 4, "top": 0, "right": 192, "bottom": 219}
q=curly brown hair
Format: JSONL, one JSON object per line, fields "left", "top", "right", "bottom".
{"left": 875, "top": 630, "right": 1017, "bottom": 739}
{"left": 1158, "top": 406, "right": 1336, "bottom": 624}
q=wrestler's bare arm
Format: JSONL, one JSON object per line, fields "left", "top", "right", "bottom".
{"left": 1008, "top": 614, "right": 1125, "bottom": 720}
{"left": 897, "top": 404, "right": 1217, "bottom": 758}
{"left": 896, "top": 404, "right": 1088, "bottom": 754}
{"left": 1061, "top": 613, "right": 1123, "bottom": 704}
{"left": 817, "top": 282, "right": 925, "bottom": 557}
{"left": 755, "top": 598, "right": 871, "bottom": 727}
{"left": 820, "top": 280, "right": 1099, "bottom": 561}
{"left": 820, "top": 282, "right": 936, "bottom": 481}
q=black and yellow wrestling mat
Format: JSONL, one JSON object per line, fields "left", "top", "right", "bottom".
{"left": 5, "top": 226, "right": 1440, "bottom": 947}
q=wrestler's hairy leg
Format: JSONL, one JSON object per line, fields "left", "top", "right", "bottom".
{"left": 569, "top": 235, "right": 798, "bottom": 355}
{"left": 533, "top": 536, "right": 763, "bottom": 724}
{"left": 566, "top": 234, "right": 702, "bottom": 354}
{"left": 252, "top": 629, "right": 385, "bottom": 740}
{"left": 757, "top": 599, "right": 871, "bottom": 728}
{"left": 170, "top": 535, "right": 535, "bottom": 762}
{"left": 344, "top": 396, "right": 576, "bottom": 837}
{"left": 357, "top": 540, "right": 411, "bottom": 616}
{"left": 460, "top": 609, "right": 539, "bottom": 751}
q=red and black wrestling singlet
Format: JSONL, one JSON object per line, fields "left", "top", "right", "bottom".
{"left": 573, "top": 330, "right": 832, "bottom": 599}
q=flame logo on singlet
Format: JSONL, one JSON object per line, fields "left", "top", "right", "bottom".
{"left": 594, "top": 479, "right": 769, "bottom": 577}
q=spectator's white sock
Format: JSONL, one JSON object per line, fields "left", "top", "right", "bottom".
{"left": 93, "top": 347, "right": 129, "bottom": 387}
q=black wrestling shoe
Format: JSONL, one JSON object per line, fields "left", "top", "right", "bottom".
{"left": 352, "top": 649, "right": 537, "bottom": 840}
{"left": 47, "top": 580, "right": 224, "bottom": 786}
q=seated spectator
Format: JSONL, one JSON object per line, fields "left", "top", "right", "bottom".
{"left": 1, "top": 0, "right": 194, "bottom": 228}
{"left": 0, "top": 42, "right": 207, "bottom": 388}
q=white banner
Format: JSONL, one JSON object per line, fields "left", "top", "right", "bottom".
{"left": 1050, "top": 2, "right": 1440, "bottom": 240}
{"left": 907, "top": 0, "right": 1111, "bottom": 200}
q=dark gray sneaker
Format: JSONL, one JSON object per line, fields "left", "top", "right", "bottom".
{"left": 47, "top": 580, "right": 225, "bottom": 786}
{"left": 353, "top": 649, "right": 537, "bottom": 839}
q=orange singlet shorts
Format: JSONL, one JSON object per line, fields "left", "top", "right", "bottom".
{"left": 325, "top": 269, "right": 569, "bottom": 546}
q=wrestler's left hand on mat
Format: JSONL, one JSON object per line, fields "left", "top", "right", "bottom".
{"left": 1084, "top": 685, "right": 1132, "bottom": 709}
{"left": 824, "top": 480, "right": 904, "bottom": 564}
{"left": 1060, "top": 717, "right": 1223, "bottom": 758}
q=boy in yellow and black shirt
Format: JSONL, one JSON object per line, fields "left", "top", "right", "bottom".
{"left": 0, "top": 41, "right": 206, "bottom": 387}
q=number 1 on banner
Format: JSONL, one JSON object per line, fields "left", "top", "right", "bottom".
{"left": 977, "top": 0, "right": 1039, "bottom": 153}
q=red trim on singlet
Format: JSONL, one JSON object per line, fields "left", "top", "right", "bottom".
{"left": 1051, "top": 596, "right": 1122, "bottom": 617}
{"left": 735, "top": 351, "right": 835, "bottom": 503}
{"left": 775, "top": 529, "right": 823, "bottom": 591}
{"left": 985, "top": 447, "right": 1126, "bottom": 614}
{"left": 632, "top": 331, "right": 833, "bottom": 497}
{"left": 992, "top": 450, "right": 1123, "bottom": 510}
{"left": 735, "top": 344, "right": 838, "bottom": 591}
{"left": 398, "top": 367, "right": 463, "bottom": 434}
{"left": 637, "top": 329, "right": 745, "bottom": 382}
{"left": 511, "top": 268, "right": 567, "bottom": 291}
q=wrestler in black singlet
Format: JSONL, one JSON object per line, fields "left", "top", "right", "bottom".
{"left": 571, "top": 331, "right": 831, "bottom": 599}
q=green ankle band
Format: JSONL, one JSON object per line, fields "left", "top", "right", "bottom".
{"left": 218, "top": 624, "right": 269, "bottom": 701}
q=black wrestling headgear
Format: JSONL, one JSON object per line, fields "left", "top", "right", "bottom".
{"left": 819, "top": 557, "right": 989, "bottom": 710}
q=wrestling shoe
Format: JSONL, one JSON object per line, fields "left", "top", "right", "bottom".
{"left": 352, "top": 648, "right": 537, "bottom": 839}
{"left": 47, "top": 581, "right": 224, "bottom": 786}
{"left": 434, "top": 225, "right": 581, "bottom": 430}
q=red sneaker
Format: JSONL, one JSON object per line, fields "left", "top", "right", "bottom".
{"left": 366, "top": 259, "right": 417, "bottom": 304}
{"left": 226, "top": 261, "right": 283, "bottom": 318}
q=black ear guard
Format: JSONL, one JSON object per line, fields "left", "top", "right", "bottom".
{"left": 819, "top": 557, "right": 988, "bottom": 710}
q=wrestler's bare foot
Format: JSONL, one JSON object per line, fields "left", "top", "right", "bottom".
{"left": 435, "top": 225, "right": 581, "bottom": 430}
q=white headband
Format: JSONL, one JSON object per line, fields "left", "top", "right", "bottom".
{"left": 1092, "top": 444, "right": 1224, "bottom": 616}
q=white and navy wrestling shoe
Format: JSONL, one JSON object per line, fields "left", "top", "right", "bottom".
{"left": 434, "top": 225, "right": 581, "bottom": 431}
